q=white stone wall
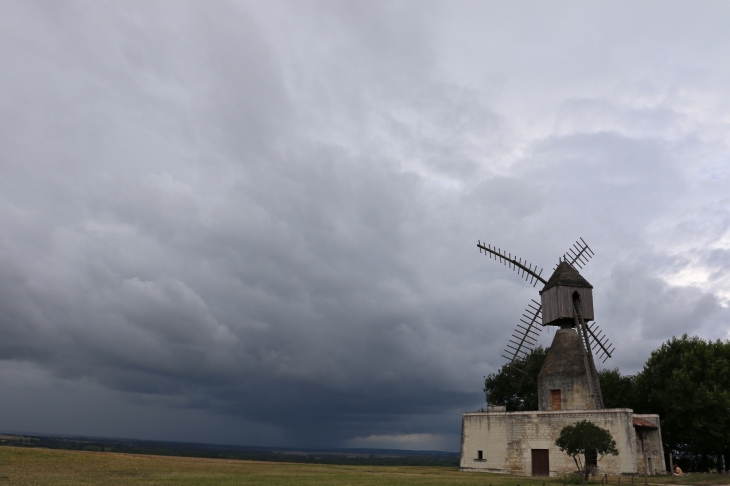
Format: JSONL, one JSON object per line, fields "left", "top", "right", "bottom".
{"left": 460, "top": 409, "right": 640, "bottom": 477}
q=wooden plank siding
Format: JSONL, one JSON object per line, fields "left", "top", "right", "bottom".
{"left": 540, "top": 286, "right": 594, "bottom": 325}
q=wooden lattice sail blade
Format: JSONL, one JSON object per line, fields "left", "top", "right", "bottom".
{"left": 502, "top": 299, "right": 542, "bottom": 363}
{"left": 562, "top": 237, "right": 594, "bottom": 269}
{"left": 477, "top": 241, "right": 547, "bottom": 287}
{"left": 587, "top": 322, "right": 614, "bottom": 362}
{"left": 523, "top": 300, "right": 543, "bottom": 327}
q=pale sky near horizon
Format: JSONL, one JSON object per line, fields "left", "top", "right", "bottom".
{"left": 1, "top": 1, "right": 729, "bottom": 451}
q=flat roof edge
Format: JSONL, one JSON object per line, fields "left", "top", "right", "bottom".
{"left": 463, "top": 408, "right": 635, "bottom": 416}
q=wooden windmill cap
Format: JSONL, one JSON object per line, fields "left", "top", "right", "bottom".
{"left": 541, "top": 261, "right": 593, "bottom": 292}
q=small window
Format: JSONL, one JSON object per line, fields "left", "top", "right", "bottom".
{"left": 477, "top": 450, "right": 483, "bottom": 460}
{"left": 551, "top": 389, "right": 562, "bottom": 410}
{"left": 586, "top": 450, "right": 597, "bottom": 470}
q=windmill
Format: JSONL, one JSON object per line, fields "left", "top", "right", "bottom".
{"left": 477, "top": 238, "right": 614, "bottom": 410}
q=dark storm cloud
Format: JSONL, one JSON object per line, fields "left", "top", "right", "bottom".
{"left": 0, "top": 0, "right": 729, "bottom": 450}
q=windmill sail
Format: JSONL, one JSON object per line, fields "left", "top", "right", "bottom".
{"left": 561, "top": 237, "right": 594, "bottom": 270}
{"left": 502, "top": 300, "right": 542, "bottom": 364}
{"left": 478, "top": 238, "right": 612, "bottom": 372}
{"left": 477, "top": 241, "right": 547, "bottom": 287}
{"left": 586, "top": 322, "right": 614, "bottom": 362}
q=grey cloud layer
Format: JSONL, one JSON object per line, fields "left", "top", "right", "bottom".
{"left": 0, "top": 1, "right": 729, "bottom": 449}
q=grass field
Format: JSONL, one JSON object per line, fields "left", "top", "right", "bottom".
{"left": 1, "top": 446, "right": 729, "bottom": 486}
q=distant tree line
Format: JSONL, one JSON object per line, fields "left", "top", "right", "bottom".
{"left": 484, "top": 335, "right": 730, "bottom": 472}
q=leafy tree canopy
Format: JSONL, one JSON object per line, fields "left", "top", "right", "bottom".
{"left": 598, "top": 368, "right": 636, "bottom": 410}
{"left": 555, "top": 420, "right": 618, "bottom": 484}
{"left": 483, "top": 346, "right": 546, "bottom": 411}
{"left": 633, "top": 335, "right": 730, "bottom": 464}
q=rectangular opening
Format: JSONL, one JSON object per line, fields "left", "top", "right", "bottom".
{"left": 532, "top": 449, "right": 549, "bottom": 476}
{"left": 648, "top": 457, "right": 653, "bottom": 474}
{"left": 478, "top": 450, "right": 483, "bottom": 460}
{"left": 551, "top": 389, "right": 561, "bottom": 410}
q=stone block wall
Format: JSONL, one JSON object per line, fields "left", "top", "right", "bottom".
{"left": 460, "top": 409, "right": 640, "bottom": 477}
{"left": 633, "top": 414, "right": 666, "bottom": 475}
{"left": 537, "top": 329, "right": 596, "bottom": 411}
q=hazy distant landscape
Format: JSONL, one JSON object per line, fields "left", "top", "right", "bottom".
{"left": 0, "top": 433, "right": 458, "bottom": 467}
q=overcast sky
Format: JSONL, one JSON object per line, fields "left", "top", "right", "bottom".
{"left": 1, "top": 1, "right": 729, "bottom": 452}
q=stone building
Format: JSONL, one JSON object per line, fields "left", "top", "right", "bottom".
{"left": 461, "top": 261, "right": 665, "bottom": 477}
{"left": 460, "top": 408, "right": 664, "bottom": 476}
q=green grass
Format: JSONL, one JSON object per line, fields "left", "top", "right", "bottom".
{"left": 0, "top": 446, "right": 728, "bottom": 486}
{"left": 556, "top": 473, "right": 730, "bottom": 486}
{"left": 648, "top": 473, "right": 730, "bottom": 485}
{"left": 0, "top": 446, "right": 529, "bottom": 485}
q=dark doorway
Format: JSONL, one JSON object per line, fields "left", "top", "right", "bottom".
{"left": 532, "top": 449, "right": 550, "bottom": 476}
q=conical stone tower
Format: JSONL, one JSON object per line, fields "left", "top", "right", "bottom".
{"left": 538, "top": 329, "right": 596, "bottom": 410}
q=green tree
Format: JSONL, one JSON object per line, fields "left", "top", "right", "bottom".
{"left": 555, "top": 420, "right": 619, "bottom": 485}
{"left": 598, "top": 368, "right": 636, "bottom": 410}
{"left": 484, "top": 347, "right": 546, "bottom": 411}
{"left": 633, "top": 335, "right": 730, "bottom": 471}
